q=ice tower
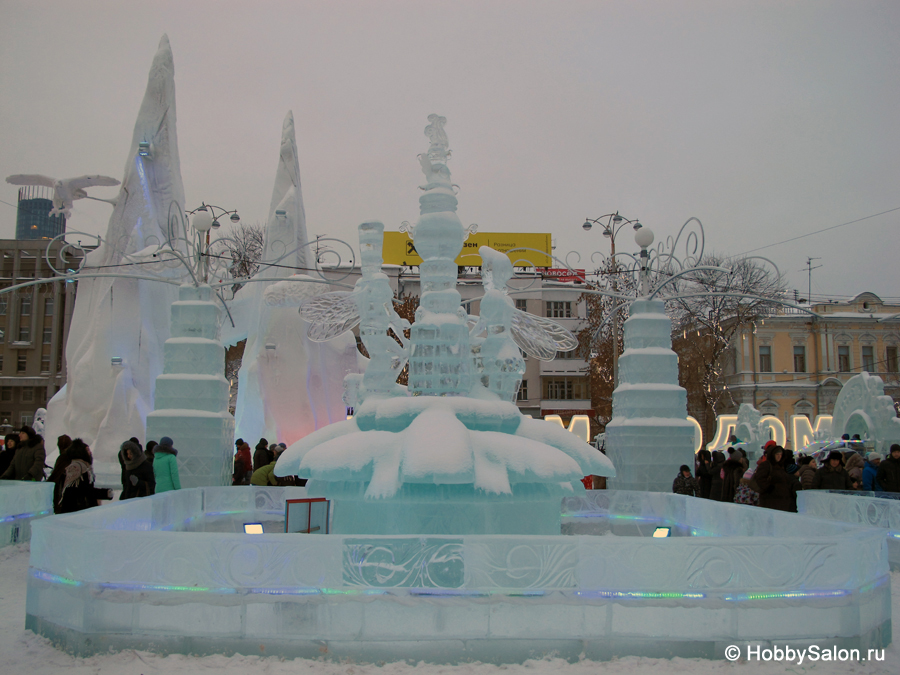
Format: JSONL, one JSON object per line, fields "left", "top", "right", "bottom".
{"left": 146, "top": 284, "right": 234, "bottom": 487}
{"left": 605, "top": 298, "right": 695, "bottom": 491}
{"left": 407, "top": 115, "right": 471, "bottom": 396}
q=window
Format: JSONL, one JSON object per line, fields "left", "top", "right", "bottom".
{"left": 20, "top": 414, "right": 32, "bottom": 427}
{"left": 40, "top": 354, "right": 50, "bottom": 373}
{"left": 17, "top": 352, "right": 26, "bottom": 373}
{"left": 44, "top": 297, "right": 54, "bottom": 315}
{"left": 887, "top": 346, "right": 899, "bottom": 373}
{"left": 0, "top": 294, "right": 6, "bottom": 315}
{"left": 517, "top": 380, "right": 528, "bottom": 401}
{"left": 543, "top": 378, "right": 589, "bottom": 400}
{"left": 758, "top": 346, "right": 772, "bottom": 373}
{"left": 515, "top": 298, "right": 528, "bottom": 312}
{"left": 20, "top": 296, "right": 31, "bottom": 316}
{"left": 557, "top": 347, "right": 581, "bottom": 359}
{"left": 0, "top": 354, "right": 3, "bottom": 371}
{"left": 0, "top": 412, "right": 11, "bottom": 426}
{"left": 838, "top": 345, "right": 850, "bottom": 372}
{"left": 18, "top": 323, "right": 29, "bottom": 342}
{"left": 0, "top": 387, "right": 11, "bottom": 402}
{"left": 546, "top": 301, "right": 572, "bottom": 318}
{"left": 21, "top": 388, "right": 33, "bottom": 403}
{"left": 43, "top": 327, "right": 52, "bottom": 344}
{"left": 793, "top": 346, "right": 806, "bottom": 373}
{"left": 862, "top": 345, "right": 875, "bottom": 372}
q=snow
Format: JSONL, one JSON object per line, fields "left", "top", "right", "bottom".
{"left": 1, "top": 542, "right": 896, "bottom": 673}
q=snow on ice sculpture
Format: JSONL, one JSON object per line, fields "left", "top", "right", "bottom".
{"left": 276, "top": 115, "right": 614, "bottom": 535}
{"left": 4, "top": 174, "right": 120, "bottom": 219}
{"left": 45, "top": 35, "right": 185, "bottom": 467}
{"left": 830, "top": 371, "right": 900, "bottom": 452}
{"left": 233, "top": 111, "right": 357, "bottom": 446}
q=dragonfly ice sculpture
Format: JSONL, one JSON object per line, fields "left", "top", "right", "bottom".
{"left": 6, "top": 173, "right": 120, "bottom": 218}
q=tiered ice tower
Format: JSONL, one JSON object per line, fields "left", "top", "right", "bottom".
{"left": 604, "top": 298, "right": 695, "bottom": 491}
{"left": 145, "top": 284, "right": 234, "bottom": 487}
{"left": 407, "top": 115, "right": 471, "bottom": 396}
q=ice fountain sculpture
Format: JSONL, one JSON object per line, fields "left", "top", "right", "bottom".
{"left": 276, "top": 115, "right": 614, "bottom": 535}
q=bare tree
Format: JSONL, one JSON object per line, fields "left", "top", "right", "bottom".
{"left": 664, "top": 254, "right": 787, "bottom": 438}
{"left": 216, "top": 224, "right": 264, "bottom": 293}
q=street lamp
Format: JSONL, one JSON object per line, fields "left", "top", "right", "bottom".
{"left": 186, "top": 203, "right": 240, "bottom": 282}
{"left": 582, "top": 212, "right": 641, "bottom": 387}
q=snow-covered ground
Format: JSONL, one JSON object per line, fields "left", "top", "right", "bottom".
{"left": 1, "top": 542, "right": 896, "bottom": 674}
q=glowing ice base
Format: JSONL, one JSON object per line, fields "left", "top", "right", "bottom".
{"left": 799, "top": 490, "right": 900, "bottom": 570}
{"left": 0, "top": 480, "right": 53, "bottom": 546}
{"left": 25, "top": 487, "right": 890, "bottom": 662}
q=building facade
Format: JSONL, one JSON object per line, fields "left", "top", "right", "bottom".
{"left": 723, "top": 292, "right": 900, "bottom": 444}
{"left": 0, "top": 239, "right": 83, "bottom": 431}
{"left": 14, "top": 186, "right": 67, "bottom": 241}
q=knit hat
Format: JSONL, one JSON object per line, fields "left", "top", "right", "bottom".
{"left": 679, "top": 465, "right": 691, "bottom": 473}
{"left": 826, "top": 450, "right": 844, "bottom": 464}
{"left": 866, "top": 452, "right": 883, "bottom": 462}
{"left": 762, "top": 440, "right": 777, "bottom": 451}
{"left": 891, "top": 444, "right": 900, "bottom": 454}
{"left": 727, "top": 448, "right": 740, "bottom": 460}
{"left": 159, "top": 436, "right": 174, "bottom": 448}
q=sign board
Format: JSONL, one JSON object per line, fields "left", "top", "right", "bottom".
{"left": 543, "top": 268, "right": 586, "bottom": 283}
{"left": 382, "top": 231, "right": 552, "bottom": 268}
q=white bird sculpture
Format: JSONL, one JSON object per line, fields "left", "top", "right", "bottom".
{"left": 6, "top": 174, "right": 120, "bottom": 218}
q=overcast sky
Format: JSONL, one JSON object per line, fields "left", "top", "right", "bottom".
{"left": 1, "top": 0, "right": 898, "bottom": 302}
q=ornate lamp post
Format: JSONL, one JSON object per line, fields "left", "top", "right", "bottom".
{"left": 186, "top": 203, "right": 240, "bottom": 283}
{"left": 582, "top": 212, "right": 641, "bottom": 386}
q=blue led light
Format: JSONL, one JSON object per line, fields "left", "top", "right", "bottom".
{"left": 0, "top": 510, "right": 50, "bottom": 523}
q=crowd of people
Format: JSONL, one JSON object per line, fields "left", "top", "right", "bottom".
{"left": 232, "top": 438, "right": 305, "bottom": 487}
{"left": 673, "top": 435, "right": 900, "bottom": 512}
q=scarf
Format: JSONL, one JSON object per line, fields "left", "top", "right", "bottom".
{"left": 60, "top": 459, "right": 93, "bottom": 501}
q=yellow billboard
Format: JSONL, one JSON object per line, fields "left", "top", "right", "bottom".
{"left": 382, "top": 232, "right": 552, "bottom": 267}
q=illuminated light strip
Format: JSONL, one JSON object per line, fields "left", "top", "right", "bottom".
{"left": 97, "top": 582, "right": 235, "bottom": 594}
{"left": 248, "top": 587, "right": 322, "bottom": 596}
{"left": 575, "top": 590, "right": 706, "bottom": 600}
{"left": 859, "top": 576, "right": 890, "bottom": 594}
{"left": 408, "top": 589, "right": 488, "bottom": 597}
{"left": 724, "top": 589, "right": 849, "bottom": 601}
{"left": 0, "top": 510, "right": 51, "bottom": 523}
{"left": 31, "top": 569, "right": 82, "bottom": 587}
{"left": 888, "top": 532, "right": 900, "bottom": 539}
{"left": 563, "top": 514, "right": 667, "bottom": 522}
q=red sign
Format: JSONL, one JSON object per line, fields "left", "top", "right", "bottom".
{"left": 542, "top": 268, "right": 586, "bottom": 283}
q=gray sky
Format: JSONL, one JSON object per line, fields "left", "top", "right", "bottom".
{"left": 2, "top": 0, "right": 898, "bottom": 302}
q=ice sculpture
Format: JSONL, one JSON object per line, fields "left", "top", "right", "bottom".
{"left": 605, "top": 299, "right": 695, "bottom": 492}
{"left": 233, "top": 111, "right": 358, "bottom": 446}
{"left": 297, "top": 221, "right": 409, "bottom": 402}
{"left": 45, "top": 36, "right": 184, "bottom": 466}
{"left": 277, "top": 115, "right": 614, "bottom": 535}
{"left": 469, "top": 247, "right": 525, "bottom": 401}
{"left": 830, "top": 371, "right": 900, "bottom": 452}
{"left": 145, "top": 284, "right": 234, "bottom": 487}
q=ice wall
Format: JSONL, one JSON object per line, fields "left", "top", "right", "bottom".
{"left": 234, "top": 112, "right": 357, "bottom": 446}
{"left": 605, "top": 299, "right": 695, "bottom": 491}
{"left": 45, "top": 36, "right": 184, "bottom": 464}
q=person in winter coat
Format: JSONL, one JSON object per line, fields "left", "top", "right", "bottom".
{"left": 844, "top": 451, "right": 865, "bottom": 483}
{"left": 152, "top": 436, "right": 181, "bottom": 493}
{"left": 50, "top": 439, "right": 112, "bottom": 514}
{"left": 251, "top": 445, "right": 286, "bottom": 487}
{"left": 234, "top": 441, "right": 253, "bottom": 485}
{"left": 875, "top": 444, "right": 900, "bottom": 492}
{"left": 811, "top": 450, "right": 856, "bottom": 491}
{"left": 862, "top": 453, "right": 883, "bottom": 492}
{"left": 0, "top": 426, "right": 46, "bottom": 481}
{"left": 119, "top": 440, "right": 155, "bottom": 499}
{"left": 145, "top": 440, "right": 157, "bottom": 467}
{"left": 720, "top": 449, "right": 745, "bottom": 503}
{"left": 695, "top": 450, "right": 713, "bottom": 499}
{"left": 753, "top": 445, "right": 797, "bottom": 512}
{"left": 0, "top": 433, "right": 18, "bottom": 476}
{"left": 709, "top": 451, "right": 726, "bottom": 501}
{"left": 253, "top": 438, "right": 272, "bottom": 472}
{"left": 796, "top": 456, "right": 816, "bottom": 490}
{"left": 672, "top": 465, "right": 700, "bottom": 496}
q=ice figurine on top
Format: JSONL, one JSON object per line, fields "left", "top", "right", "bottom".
{"left": 276, "top": 115, "right": 615, "bottom": 536}
{"left": 293, "top": 220, "right": 409, "bottom": 403}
